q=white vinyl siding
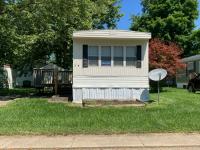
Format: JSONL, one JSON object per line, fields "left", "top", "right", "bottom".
{"left": 114, "top": 46, "right": 123, "bottom": 66}
{"left": 73, "top": 76, "right": 149, "bottom": 88}
{"left": 101, "top": 46, "right": 111, "bottom": 66}
{"left": 126, "top": 46, "right": 137, "bottom": 66}
{"left": 73, "top": 38, "right": 149, "bottom": 80}
{"left": 88, "top": 46, "right": 99, "bottom": 66}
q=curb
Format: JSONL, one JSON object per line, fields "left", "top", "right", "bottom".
{"left": 2, "top": 145, "right": 200, "bottom": 150}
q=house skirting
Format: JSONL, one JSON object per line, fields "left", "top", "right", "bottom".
{"left": 177, "top": 83, "right": 187, "bottom": 89}
{"left": 73, "top": 88, "right": 149, "bottom": 103}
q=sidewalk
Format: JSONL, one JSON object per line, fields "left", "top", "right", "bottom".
{"left": 1, "top": 133, "right": 200, "bottom": 149}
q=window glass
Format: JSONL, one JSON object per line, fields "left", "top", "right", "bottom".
{"left": 126, "top": 46, "right": 137, "bottom": 66}
{"left": 101, "top": 46, "right": 111, "bottom": 66}
{"left": 187, "top": 62, "right": 194, "bottom": 73}
{"left": 88, "top": 46, "right": 98, "bottom": 66}
{"left": 114, "top": 46, "right": 123, "bottom": 66}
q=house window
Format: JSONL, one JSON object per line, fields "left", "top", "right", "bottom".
{"left": 114, "top": 46, "right": 123, "bottom": 66}
{"left": 126, "top": 46, "right": 137, "bottom": 66}
{"left": 187, "top": 62, "right": 194, "bottom": 73}
{"left": 88, "top": 46, "right": 98, "bottom": 66}
{"left": 101, "top": 46, "right": 111, "bottom": 66}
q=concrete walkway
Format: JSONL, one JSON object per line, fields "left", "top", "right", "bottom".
{"left": 1, "top": 133, "right": 200, "bottom": 149}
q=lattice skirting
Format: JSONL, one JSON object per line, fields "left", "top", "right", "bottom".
{"left": 73, "top": 88, "right": 149, "bottom": 102}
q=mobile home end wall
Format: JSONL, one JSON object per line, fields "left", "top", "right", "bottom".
{"left": 73, "top": 38, "right": 149, "bottom": 102}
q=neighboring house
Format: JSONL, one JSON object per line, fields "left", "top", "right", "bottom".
{"left": 1, "top": 65, "right": 27, "bottom": 88}
{"left": 72, "top": 30, "right": 151, "bottom": 103}
{"left": 15, "top": 71, "right": 33, "bottom": 87}
{"left": 3, "top": 65, "right": 13, "bottom": 89}
{"left": 176, "top": 54, "right": 200, "bottom": 88}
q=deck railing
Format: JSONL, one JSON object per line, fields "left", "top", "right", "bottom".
{"left": 33, "top": 69, "right": 72, "bottom": 88}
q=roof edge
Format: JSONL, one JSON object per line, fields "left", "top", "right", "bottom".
{"left": 73, "top": 30, "right": 151, "bottom": 39}
{"left": 182, "top": 54, "right": 200, "bottom": 62}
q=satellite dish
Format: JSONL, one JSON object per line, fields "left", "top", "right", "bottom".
{"left": 149, "top": 69, "right": 167, "bottom": 104}
{"left": 149, "top": 69, "right": 167, "bottom": 81}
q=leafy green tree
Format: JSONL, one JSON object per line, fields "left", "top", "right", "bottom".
{"left": 0, "top": 67, "right": 7, "bottom": 88}
{"left": 92, "top": 0, "right": 122, "bottom": 29}
{"left": 131, "top": 0, "right": 198, "bottom": 55}
{"left": 0, "top": 0, "right": 122, "bottom": 70}
{"left": 184, "top": 29, "right": 200, "bottom": 55}
{"left": 0, "top": 0, "right": 4, "bottom": 14}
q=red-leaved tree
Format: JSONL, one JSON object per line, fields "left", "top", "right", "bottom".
{"left": 149, "top": 38, "right": 185, "bottom": 76}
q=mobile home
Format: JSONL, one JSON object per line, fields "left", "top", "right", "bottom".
{"left": 72, "top": 30, "right": 151, "bottom": 103}
{"left": 176, "top": 54, "right": 200, "bottom": 88}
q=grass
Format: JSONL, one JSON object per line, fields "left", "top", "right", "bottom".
{"left": 0, "top": 88, "right": 200, "bottom": 135}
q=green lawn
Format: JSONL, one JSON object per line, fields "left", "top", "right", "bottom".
{"left": 0, "top": 88, "right": 200, "bottom": 135}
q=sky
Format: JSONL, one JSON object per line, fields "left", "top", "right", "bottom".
{"left": 117, "top": 0, "right": 200, "bottom": 30}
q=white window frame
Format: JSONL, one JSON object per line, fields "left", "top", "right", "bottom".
{"left": 86, "top": 45, "right": 140, "bottom": 68}
{"left": 123, "top": 46, "right": 126, "bottom": 67}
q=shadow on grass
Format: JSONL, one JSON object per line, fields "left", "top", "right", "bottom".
{"left": 150, "top": 90, "right": 167, "bottom": 93}
{"left": 148, "top": 100, "right": 156, "bottom": 104}
{"left": 0, "top": 88, "right": 73, "bottom": 102}
{"left": 149, "top": 87, "right": 178, "bottom": 93}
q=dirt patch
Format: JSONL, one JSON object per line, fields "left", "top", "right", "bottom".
{"left": 0, "top": 100, "right": 12, "bottom": 107}
{"left": 0, "top": 95, "right": 22, "bottom": 107}
{"left": 83, "top": 99, "right": 146, "bottom": 107}
{"left": 48, "top": 95, "right": 69, "bottom": 103}
{"left": 0, "top": 95, "right": 22, "bottom": 101}
{"left": 47, "top": 95, "right": 79, "bottom": 106}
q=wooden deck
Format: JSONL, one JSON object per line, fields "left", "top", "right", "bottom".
{"left": 33, "top": 68, "right": 72, "bottom": 95}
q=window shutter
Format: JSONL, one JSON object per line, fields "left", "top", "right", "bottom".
{"left": 83, "top": 45, "right": 88, "bottom": 68}
{"left": 136, "top": 45, "right": 142, "bottom": 68}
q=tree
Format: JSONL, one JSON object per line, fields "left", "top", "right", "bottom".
{"left": 92, "top": 0, "right": 122, "bottom": 29}
{"left": 184, "top": 29, "right": 200, "bottom": 56}
{"left": 0, "top": 67, "right": 7, "bottom": 88}
{"left": 149, "top": 38, "right": 185, "bottom": 76}
{"left": 0, "top": 0, "right": 5, "bottom": 15}
{"left": 0, "top": 0, "right": 122, "bottom": 70}
{"left": 131, "top": 0, "right": 198, "bottom": 55}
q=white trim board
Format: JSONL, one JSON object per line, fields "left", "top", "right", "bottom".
{"left": 73, "top": 30, "right": 151, "bottom": 40}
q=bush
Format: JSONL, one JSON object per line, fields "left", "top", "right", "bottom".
{"left": 23, "top": 80, "right": 31, "bottom": 88}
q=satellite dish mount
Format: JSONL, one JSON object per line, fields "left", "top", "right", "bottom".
{"left": 149, "top": 69, "right": 167, "bottom": 104}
